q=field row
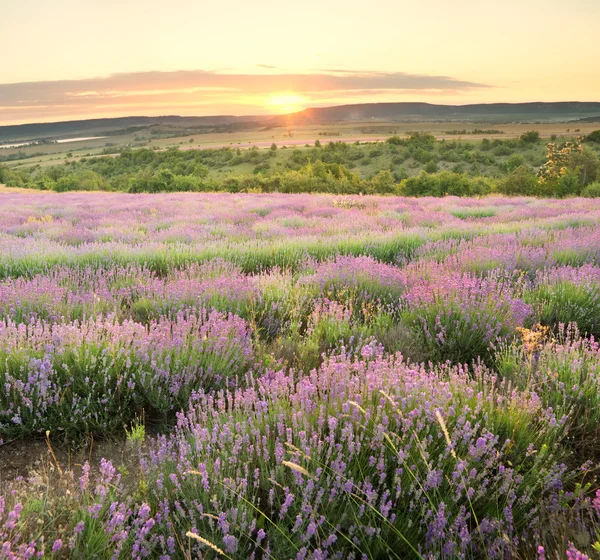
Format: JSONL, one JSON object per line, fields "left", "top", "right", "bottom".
{"left": 1, "top": 193, "right": 600, "bottom": 558}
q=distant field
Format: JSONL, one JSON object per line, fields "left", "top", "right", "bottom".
{"left": 2, "top": 126, "right": 600, "bottom": 200}
{"left": 3, "top": 120, "right": 600, "bottom": 169}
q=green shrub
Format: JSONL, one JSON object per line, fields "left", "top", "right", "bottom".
{"left": 554, "top": 169, "right": 582, "bottom": 197}
{"left": 582, "top": 182, "right": 600, "bottom": 197}
{"left": 525, "top": 281, "right": 600, "bottom": 337}
{"left": 54, "top": 175, "right": 79, "bottom": 192}
{"left": 399, "top": 171, "right": 493, "bottom": 197}
{"left": 520, "top": 130, "right": 541, "bottom": 143}
{"left": 364, "top": 169, "right": 397, "bottom": 194}
{"left": 497, "top": 165, "right": 538, "bottom": 196}
{"left": 583, "top": 130, "right": 600, "bottom": 143}
{"left": 424, "top": 161, "right": 439, "bottom": 173}
{"left": 386, "top": 135, "right": 405, "bottom": 145}
{"left": 503, "top": 154, "right": 526, "bottom": 172}
{"left": 406, "top": 132, "right": 435, "bottom": 150}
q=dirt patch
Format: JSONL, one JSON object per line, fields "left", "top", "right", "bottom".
{"left": 0, "top": 435, "right": 145, "bottom": 488}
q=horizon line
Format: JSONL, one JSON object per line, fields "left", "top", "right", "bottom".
{"left": 2, "top": 99, "right": 600, "bottom": 129}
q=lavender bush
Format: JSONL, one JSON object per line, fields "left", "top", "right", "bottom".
{"left": 1, "top": 192, "right": 600, "bottom": 558}
{"left": 0, "top": 310, "right": 252, "bottom": 441}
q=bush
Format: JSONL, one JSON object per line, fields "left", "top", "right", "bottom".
{"left": 399, "top": 171, "right": 493, "bottom": 197}
{"left": 525, "top": 281, "right": 600, "bottom": 337}
{"left": 493, "top": 144, "right": 514, "bottom": 156}
{"left": 0, "top": 165, "right": 27, "bottom": 188}
{"left": 569, "top": 147, "right": 599, "bottom": 186}
{"left": 406, "top": 132, "right": 435, "bottom": 150}
{"left": 364, "top": 169, "right": 397, "bottom": 194}
{"left": 386, "top": 135, "right": 405, "bottom": 145}
{"left": 424, "top": 161, "right": 439, "bottom": 173}
{"left": 582, "top": 181, "right": 600, "bottom": 197}
{"left": 583, "top": 129, "right": 600, "bottom": 143}
{"left": 0, "top": 311, "right": 253, "bottom": 441}
{"left": 401, "top": 273, "right": 530, "bottom": 364}
{"left": 253, "top": 162, "right": 271, "bottom": 174}
{"left": 520, "top": 130, "right": 541, "bottom": 143}
{"left": 54, "top": 175, "right": 79, "bottom": 192}
{"left": 503, "top": 154, "right": 526, "bottom": 172}
{"left": 497, "top": 165, "right": 538, "bottom": 196}
{"left": 75, "top": 170, "right": 109, "bottom": 191}
{"left": 554, "top": 169, "right": 582, "bottom": 197}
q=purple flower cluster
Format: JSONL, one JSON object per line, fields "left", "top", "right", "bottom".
{"left": 0, "top": 261, "right": 259, "bottom": 323}
{"left": 0, "top": 309, "right": 253, "bottom": 438}
{"left": 4, "top": 350, "right": 597, "bottom": 558}
{"left": 0, "top": 192, "right": 600, "bottom": 557}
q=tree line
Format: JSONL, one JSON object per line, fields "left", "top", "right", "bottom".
{"left": 1, "top": 131, "right": 599, "bottom": 197}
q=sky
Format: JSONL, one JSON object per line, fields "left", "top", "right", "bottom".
{"left": 0, "top": 0, "right": 599, "bottom": 125}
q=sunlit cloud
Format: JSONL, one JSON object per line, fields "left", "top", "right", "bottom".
{"left": 0, "top": 69, "right": 491, "bottom": 124}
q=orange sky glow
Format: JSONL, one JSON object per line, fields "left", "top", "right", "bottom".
{"left": 0, "top": 0, "right": 599, "bottom": 125}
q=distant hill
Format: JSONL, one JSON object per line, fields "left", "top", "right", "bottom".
{"left": 0, "top": 115, "right": 264, "bottom": 142}
{"left": 3, "top": 102, "right": 600, "bottom": 143}
{"left": 272, "top": 102, "right": 600, "bottom": 125}
{"left": 576, "top": 115, "right": 600, "bottom": 123}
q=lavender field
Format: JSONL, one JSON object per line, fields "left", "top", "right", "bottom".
{"left": 2, "top": 191, "right": 600, "bottom": 559}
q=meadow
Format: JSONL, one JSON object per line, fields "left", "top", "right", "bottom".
{"left": 2, "top": 129, "right": 600, "bottom": 201}
{"left": 3, "top": 120, "right": 600, "bottom": 170}
{"left": 0, "top": 123, "right": 600, "bottom": 197}
{"left": 1, "top": 191, "right": 600, "bottom": 558}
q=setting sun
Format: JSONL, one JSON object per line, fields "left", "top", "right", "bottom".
{"left": 266, "top": 93, "right": 307, "bottom": 114}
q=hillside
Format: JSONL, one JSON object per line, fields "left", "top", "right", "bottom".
{"left": 275, "top": 101, "right": 600, "bottom": 125}
{"left": 0, "top": 115, "right": 264, "bottom": 142}
{"left": 3, "top": 102, "right": 600, "bottom": 144}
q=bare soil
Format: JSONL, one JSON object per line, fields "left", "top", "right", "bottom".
{"left": 0, "top": 435, "right": 144, "bottom": 487}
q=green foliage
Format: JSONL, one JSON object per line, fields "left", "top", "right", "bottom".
{"left": 520, "top": 130, "right": 541, "bottom": 143}
{"left": 55, "top": 175, "right": 80, "bottom": 192}
{"left": 74, "top": 170, "right": 109, "bottom": 191}
{"left": 126, "top": 417, "right": 146, "bottom": 446}
{"left": 406, "top": 132, "right": 435, "bottom": 150}
{"left": 583, "top": 130, "right": 600, "bottom": 143}
{"left": 193, "top": 163, "right": 209, "bottom": 178}
{"left": 364, "top": 169, "right": 397, "bottom": 194}
{"left": 497, "top": 166, "right": 538, "bottom": 196}
{"left": 450, "top": 207, "right": 497, "bottom": 219}
{"left": 582, "top": 182, "right": 600, "bottom": 197}
{"left": 400, "top": 292, "right": 524, "bottom": 365}
{"left": 554, "top": 169, "right": 582, "bottom": 197}
{"left": 424, "top": 161, "right": 439, "bottom": 173}
{"left": 0, "top": 165, "right": 27, "bottom": 188}
{"left": 2, "top": 133, "right": 598, "bottom": 197}
{"left": 525, "top": 282, "right": 600, "bottom": 337}
{"left": 496, "top": 328, "right": 600, "bottom": 455}
{"left": 502, "top": 154, "right": 526, "bottom": 172}
{"left": 385, "top": 135, "right": 404, "bottom": 145}
{"left": 399, "top": 171, "right": 494, "bottom": 197}
{"left": 569, "top": 147, "right": 599, "bottom": 186}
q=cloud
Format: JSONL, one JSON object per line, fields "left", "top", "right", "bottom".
{"left": 257, "top": 64, "right": 278, "bottom": 69}
{"left": 0, "top": 70, "right": 491, "bottom": 123}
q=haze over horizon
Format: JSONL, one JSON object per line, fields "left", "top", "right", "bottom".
{"left": 1, "top": 0, "right": 599, "bottom": 125}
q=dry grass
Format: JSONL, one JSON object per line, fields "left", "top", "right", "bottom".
{"left": 3, "top": 120, "right": 598, "bottom": 169}
{"left": 0, "top": 183, "right": 49, "bottom": 193}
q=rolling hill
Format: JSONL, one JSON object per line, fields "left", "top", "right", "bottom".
{"left": 274, "top": 102, "right": 600, "bottom": 125}
{"left": 2, "top": 102, "right": 600, "bottom": 144}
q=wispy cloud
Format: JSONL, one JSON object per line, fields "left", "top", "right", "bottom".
{"left": 0, "top": 70, "right": 491, "bottom": 124}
